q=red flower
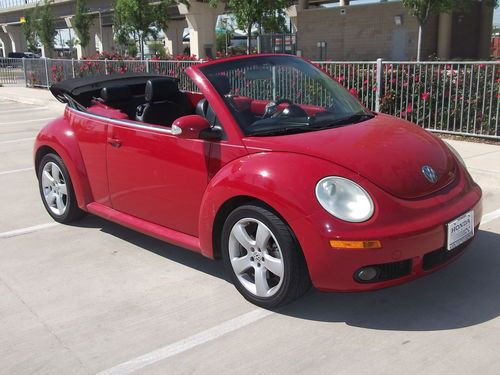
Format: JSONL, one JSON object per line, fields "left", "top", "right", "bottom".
{"left": 349, "top": 88, "right": 359, "bottom": 97}
{"left": 421, "top": 92, "right": 430, "bottom": 101}
{"left": 406, "top": 104, "right": 413, "bottom": 113}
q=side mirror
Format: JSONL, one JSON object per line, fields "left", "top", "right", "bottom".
{"left": 172, "top": 115, "right": 212, "bottom": 139}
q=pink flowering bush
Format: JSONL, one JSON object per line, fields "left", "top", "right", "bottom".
{"left": 318, "top": 62, "right": 499, "bottom": 137}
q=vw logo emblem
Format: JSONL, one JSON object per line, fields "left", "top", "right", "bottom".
{"left": 422, "top": 165, "right": 438, "bottom": 183}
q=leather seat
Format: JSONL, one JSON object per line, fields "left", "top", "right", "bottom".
{"left": 135, "top": 78, "right": 190, "bottom": 126}
{"left": 101, "top": 86, "right": 132, "bottom": 104}
{"left": 100, "top": 86, "right": 142, "bottom": 119}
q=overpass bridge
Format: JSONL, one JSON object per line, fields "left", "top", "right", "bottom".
{"left": 0, "top": 0, "right": 227, "bottom": 58}
{"left": 0, "top": 0, "right": 344, "bottom": 59}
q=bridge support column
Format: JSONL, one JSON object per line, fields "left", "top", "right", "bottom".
{"left": 0, "top": 28, "right": 12, "bottom": 57}
{"left": 286, "top": 6, "right": 299, "bottom": 33}
{"left": 65, "top": 16, "right": 99, "bottom": 59}
{"left": 164, "top": 19, "right": 186, "bottom": 57}
{"left": 40, "top": 45, "right": 54, "bottom": 58}
{"left": 437, "top": 12, "right": 452, "bottom": 60}
{"left": 98, "top": 25, "right": 116, "bottom": 53}
{"left": 1, "top": 25, "right": 27, "bottom": 53}
{"left": 178, "top": 2, "right": 224, "bottom": 59}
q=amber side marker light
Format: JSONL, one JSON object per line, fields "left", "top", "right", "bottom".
{"left": 330, "top": 240, "right": 382, "bottom": 249}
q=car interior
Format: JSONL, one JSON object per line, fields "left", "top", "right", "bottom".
{"left": 84, "top": 75, "right": 321, "bottom": 133}
{"left": 84, "top": 75, "right": 263, "bottom": 135}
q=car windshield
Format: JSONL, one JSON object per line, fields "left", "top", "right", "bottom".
{"left": 199, "top": 56, "right": 373, "bottom": 136}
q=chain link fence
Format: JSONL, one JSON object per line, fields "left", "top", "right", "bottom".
{"left": 0, "top": 57, "right": 498, "bottom": 139}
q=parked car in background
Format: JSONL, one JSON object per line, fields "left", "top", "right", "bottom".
{"left": 34, "top": 54, "right": 483, "bottom": 307}
{"left": 7, "top": 52, "right": 40, "bottom": 58}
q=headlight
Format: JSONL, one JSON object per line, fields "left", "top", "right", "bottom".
{"left": 315, "top": 177, "right": 374, "bottom": 222}
{"left": 445, "top": 142, "right": 467, "bottom": 169}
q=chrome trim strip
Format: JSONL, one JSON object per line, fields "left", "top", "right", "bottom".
{"left": 67, "top": 106, "right": 174, "bottom": 135}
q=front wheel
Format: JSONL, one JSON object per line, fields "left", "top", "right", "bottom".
{"left": 37, "top": 153, "right": 85, "bottom": 223}
{"left": 222, "top": 203, "right": 311, "bottom": 308}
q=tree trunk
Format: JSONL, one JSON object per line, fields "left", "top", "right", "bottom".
{"left": 417, "top": 24, "right": 423, "bottom": 61}
{"left": 247, "top": 24, "right": 252, "bottom": 54}
{"left": 139, "top": 32, "right": 145, "bottom": 60}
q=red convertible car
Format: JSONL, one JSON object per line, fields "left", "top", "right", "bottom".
{"left": 35, "top": 55, "right": 482, "bottom": 307}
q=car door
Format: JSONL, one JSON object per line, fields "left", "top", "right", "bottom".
{"left": 70, "top": 110, "right": 111, "bottom": 206}
{"left": 105, "top": 119, "right": 211, "bottom": 237}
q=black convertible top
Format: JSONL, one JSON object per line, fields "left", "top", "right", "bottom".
{"left": 50, "top": 73, "right": 176, "bottom": 103}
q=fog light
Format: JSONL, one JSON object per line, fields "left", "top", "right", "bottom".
{"left": 355, "top": 266, "right": 380, "bottom": 282}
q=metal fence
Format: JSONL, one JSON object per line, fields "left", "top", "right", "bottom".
{"left": 318, "top": 60, "right": 500, "bottom": 139}
{"left": 0, "top": 57, "right": 498, "bottom": 139}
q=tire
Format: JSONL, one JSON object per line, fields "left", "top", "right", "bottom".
{"left": 222, "top": 203, "right": 311, "bottom": 308}
{"left": 37, "top": 153, "right": 85, "bottom": 223}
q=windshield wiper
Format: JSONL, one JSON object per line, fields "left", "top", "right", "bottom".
{"left": 249, "top": 126, "right": 317, "bottom": 137}
{"left": 247, "top": 112, "right": 375, "bottom": 137}
{"left": 309, "top": 112, "right": 375, "bottom": 128}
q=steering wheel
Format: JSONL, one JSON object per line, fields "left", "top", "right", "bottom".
{"left": 262, "top": 99, "right": 293, "bottom": 119}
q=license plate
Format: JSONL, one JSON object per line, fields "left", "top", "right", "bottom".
{"left": 446, "top": 211, "right": 474, "bottom": 251}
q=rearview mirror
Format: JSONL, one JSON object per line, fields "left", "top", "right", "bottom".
{"left": 172, "top": 115, "right": 221, "bottom": 140}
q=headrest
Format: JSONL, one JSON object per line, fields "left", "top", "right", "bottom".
{"left": 100, "top": 86, "right": 132, "bottom": 103}
{"left": 145, "top": 78, "right": 180, "bottom": 102}
{"left": 211, "top": 75, "right": 231, "bottom": 96}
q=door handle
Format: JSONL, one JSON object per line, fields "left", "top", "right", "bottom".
{"left": 107, "top": 137, "right": 122, "bottom": 148}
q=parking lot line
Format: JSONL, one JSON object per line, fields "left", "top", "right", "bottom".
{"left": 96, "top": 309, "right": 274, "bottom": 375}
{"left": 482, "top": 208, "right": 500, "bottom": 225}
{"left": 0, "top": 167, "right": 34, "bottom": 176}
{"left": 0, "top": 107, "right": 48, "bottom": 114}
{"left": 0, "top": 222, "right": 59, "bottom": 239}
{"left": 0, "top": 117, "right": 56, "bottom": 125}
{"left": 0, "top": 137, "right": 35, "bottom": 145}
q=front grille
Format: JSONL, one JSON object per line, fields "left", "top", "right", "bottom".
{"left": 422, "top": 238, "right": 473, "bottom": 271}
{"left": 378, "top": 259, "right": 413, "bottom": 281}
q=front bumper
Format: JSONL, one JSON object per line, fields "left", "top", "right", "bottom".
{"left": 289, "top": 169, "right": 483, "bottom": 292}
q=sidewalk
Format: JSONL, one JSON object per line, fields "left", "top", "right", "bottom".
{"left": 0, "top": 86, "right": 65, "bottom": 113}
{"left": 0, "top": 86, "right": 498, "bottom": 187}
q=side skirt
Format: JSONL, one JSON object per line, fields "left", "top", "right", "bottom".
{"left": 86, "top": 202, "right": 203, "bottom": 254}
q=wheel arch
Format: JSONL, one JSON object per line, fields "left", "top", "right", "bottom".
{"left": 34, "top": 116, "right": 93, "bottom": 210}
{"left": 198, "top": 152, "right": 339, "bottom": 259}
{"left": 35, "top": 145, "right": 58, "bottom": 173}
{"left": 211, "top": 195, "right": 293, "bottom": 259}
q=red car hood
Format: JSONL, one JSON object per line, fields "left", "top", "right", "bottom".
{"left": 243, "top": 114, "right": 457, "bottom": 199}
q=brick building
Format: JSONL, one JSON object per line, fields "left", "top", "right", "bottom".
{"left": 289, "top": 1, "right": 495, "bottom": 61}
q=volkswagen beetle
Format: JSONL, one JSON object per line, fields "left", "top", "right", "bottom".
{"left": 34, "top": 55, "right": 482, "bottom": 307}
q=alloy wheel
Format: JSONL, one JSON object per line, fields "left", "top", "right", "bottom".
{"left": 228, "top": 218, "right": 285, "bottom": 298}
{"left": 41, "top": 162, "right": 68, "bottom": 216}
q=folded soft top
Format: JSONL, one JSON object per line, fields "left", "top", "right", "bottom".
{"left": 49, "top": 73, "right": 177, "bottom": 103}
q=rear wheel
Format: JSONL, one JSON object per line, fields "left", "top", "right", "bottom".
{"left": 38, "top": 153, "right": 85, "bottom": 223}
{"left": 222, "top": 203, "right": 311, "bottom": 308}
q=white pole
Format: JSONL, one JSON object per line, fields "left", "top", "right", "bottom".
{"left": 417, "top": 25, "right": 422, "bottom": 61}
{"left": 375, "top": 58, "right": 383, "bottom": 112}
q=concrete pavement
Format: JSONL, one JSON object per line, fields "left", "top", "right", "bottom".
{"left": 0, "top": 88, "right": 500, "bottom": 375}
